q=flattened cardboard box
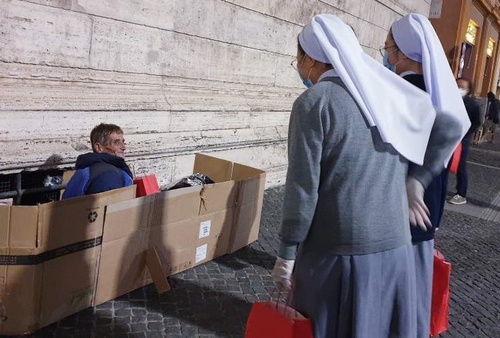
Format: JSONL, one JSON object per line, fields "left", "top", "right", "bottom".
{"left": 95, "top": 153, "right": 265, "bottom": 304}
{"left": 0, "top": 186, "right": 136, "bottom": 335}
{"left": 0, "top": 153, "right": 266, "bottom": 335}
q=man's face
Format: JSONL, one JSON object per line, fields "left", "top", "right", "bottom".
{"left": 95, "top": 132, "right": 126, "bottom": 158}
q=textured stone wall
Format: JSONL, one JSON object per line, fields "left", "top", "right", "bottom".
{"left": 0, "top": 0, "right": 431, "bottom": 187}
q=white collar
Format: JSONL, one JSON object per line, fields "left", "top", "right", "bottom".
{"left": 318, "top": 69, "right": 339, "bottom": 82}
{"left": 399, "top": 70, "right": 417, "bottom": 78}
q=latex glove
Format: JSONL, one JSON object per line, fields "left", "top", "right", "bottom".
{"left": 406, "top": 177, "right": 431, "bottom": 231}
{"left": 271, "top": 257, "right": 295, "bottom": 291}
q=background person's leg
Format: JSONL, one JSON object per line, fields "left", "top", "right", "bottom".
{"left": 456, "top": 137, "right": 470, "bottom": 198}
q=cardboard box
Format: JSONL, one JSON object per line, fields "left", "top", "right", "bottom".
{"left": 0, "top": 153, "right": 266, "bottom": 335}
{"left": 95, "top": 153, "right": 265, "bottom": 304}
{"left": 0, "top": 186, "right": 136, "bottom": 335}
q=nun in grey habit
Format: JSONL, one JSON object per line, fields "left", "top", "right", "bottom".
{"left": 271, "top": 14, "right": 468, "bottom": 338}
{"left": 386, "top": 13, "right": 470, "bottom": 337}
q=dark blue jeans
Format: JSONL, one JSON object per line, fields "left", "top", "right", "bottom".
{"left": 456, "top": 135, "right": 471, "bottom": 197}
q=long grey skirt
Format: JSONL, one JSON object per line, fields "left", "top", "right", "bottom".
{"left": 412, "top": 239, "right": 434, "bottom": 338}
{"left": 292, "top": 243, "right": 417, "bottom": 338}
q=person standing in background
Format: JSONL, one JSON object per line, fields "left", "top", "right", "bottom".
{"left": 480, "top": 91, "right": 500, "bottom": 144}
{"left": 448, "top": 78, "right": 481, "bottom": 205}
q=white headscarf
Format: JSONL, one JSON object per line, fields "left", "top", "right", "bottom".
{"left": 391, "top": 13, "right": 471, "bottom": 162}
{"left": 298, "top": 14, "right": 436, "bottom": 165}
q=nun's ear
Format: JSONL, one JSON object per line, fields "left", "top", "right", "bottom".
{"left": 396, "top": 49, "right": 409, "bottom": 60}
{"left": 303, "top": 54, "right": 315, "bottom": 64}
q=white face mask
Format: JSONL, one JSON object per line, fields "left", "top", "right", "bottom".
{"left": 458, "top": 88, "right": 468, "bottom": 97}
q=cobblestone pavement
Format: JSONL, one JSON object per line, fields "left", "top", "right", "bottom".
{"left": 9, "top": 142, "right": 500, "bottom": 338}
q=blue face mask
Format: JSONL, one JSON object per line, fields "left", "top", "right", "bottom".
{"left": 302, "top": 78, "right": 313, "bottom": 88}
{"left": 383, "top": 52, "right": 396, "bottom": 73}
{"left": 297, "top": 69, "right": 313, "bottom": 88}
{"left": 295, "top": 55, "right": 313, "bottom": 88}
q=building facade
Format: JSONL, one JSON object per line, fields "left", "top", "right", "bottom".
{"left": 430, "top": 0, "right": 500, "bottom": 97}
{"left": 1, "top": 0, "right": 431, "bottom": 190}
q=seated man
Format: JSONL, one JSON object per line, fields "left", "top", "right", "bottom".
{"left": 62, "top": 123, "right": 133, "bottom": 199}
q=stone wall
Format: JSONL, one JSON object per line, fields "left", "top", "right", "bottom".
{"left": 0, "top": 0, "right": 431, "bottom": 188}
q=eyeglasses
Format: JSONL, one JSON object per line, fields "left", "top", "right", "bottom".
{"left": 379, "top": 45, "right": 398, "bottom": 57}
{"left": 290, "top": 54, "right": 306, "bottom": 72}
{"left": 98, "top": 139, "right": 127, "bottom": 148}
{"left": 110, "top": 139, "right": 126, "bottom": 147}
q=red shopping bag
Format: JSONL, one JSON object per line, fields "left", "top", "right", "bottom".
{"left": 430, "top": 249, "right": 451, "bottom": 336}
{"left": 449, "top": 143, "right": 462, "bottom": 174}
{"left": 245, "top": 301, "right": 313, "bottom": 338}
{"left": 133, "top": 175, "right": 160, "bottom": 197}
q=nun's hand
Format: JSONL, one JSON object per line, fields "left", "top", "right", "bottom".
{"left": 406, "top": 177, "right": 431, "bottom": 231}
{"left": 271, "top": 257, "right": 295, "bottom": 291}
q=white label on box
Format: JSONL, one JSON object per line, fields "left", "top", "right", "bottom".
{"left": 195, "top": 244, "right": 208, "bottom": 263}
{"left": 199, "top": 220, "right": 211, "bottom": 239}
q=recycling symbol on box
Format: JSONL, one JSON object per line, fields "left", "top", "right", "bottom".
{"left": 88, "top": 211, "right": 98, "bottom": 223}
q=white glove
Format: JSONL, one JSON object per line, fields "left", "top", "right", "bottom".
{"left": 406, "top": 177, "right": 431, "bottom": 231}
{"left": 271, "top": 257, "right": 295, "bottom": 291}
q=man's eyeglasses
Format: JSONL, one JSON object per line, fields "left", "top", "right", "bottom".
{"left": 379, "top": 45, "right": 398, "bottom": 57}
{"left": 97, "top": 139, "right": 127, "bottom": 148}
{"left": 109, "top": 139, "right": 126, "bottom": 147}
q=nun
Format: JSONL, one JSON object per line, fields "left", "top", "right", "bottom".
{"left": 271, "top": 14, "right": 445, "bottom": 337}
{"left": 383, "top": 13, "right": 470, "bottom": 337}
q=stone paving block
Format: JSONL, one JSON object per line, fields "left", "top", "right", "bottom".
{"left": 146, "top": 321, "right": 164, "bottom": 331}
{"left": 164, "top": 325, "right": 182, "bottom": 335}
{"left": 129, "top": 323, "right": 148, "bottom": 333}
{"left": 115, "top": 308, "right": 133, "bottom": 317}
{"left": 127, "top": 333, "right": 146, "bottom": 338}
{"left": 130, "top": 315, "right": 147, "bottom": 324}
{"left": 146, "top": 313, "right": 163, "bottom": 322}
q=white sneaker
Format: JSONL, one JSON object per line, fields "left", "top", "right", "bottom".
{"left": 448, "top": 194, "right": 467, "bottom": 205}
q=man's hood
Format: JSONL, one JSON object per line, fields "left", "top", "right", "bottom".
{"left": 75, "top": 152, "right": 133, "bottom": 178}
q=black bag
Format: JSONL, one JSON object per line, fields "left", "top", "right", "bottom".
{"left": 165, "top": 173, "right": 215, "bottom": 191}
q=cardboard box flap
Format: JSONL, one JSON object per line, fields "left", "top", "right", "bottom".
{"left": 229, "top": 201, "right": 263, "bottom": 253}
{"left": 8, "top": 206, "right": 38, "bottom": 250}
{"left": 153, "top": 186, "right": 202, "bottom": 226}
{"left": 38, "top": 186, "right": 136, "bottom": 252}
{"left": 94, "top": 229, "right": 151, "bottom": 305}
{"left": 236, "top": 172, "right": 266, "bottom": 207}
{"left": 231, "top": 162, "right": 265, "bottom": 181}
{"left": 103, "top": 194, "right": 156, "bottom": 243}
{"left": 193, "top": 153, "right": 233, "bottom": 183}
{"left": 199, "top": 181, "right": 238, "bottom": 215}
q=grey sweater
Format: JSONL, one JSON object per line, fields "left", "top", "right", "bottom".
{"left": 279, "top": 77, "right": 412, "bottom": 259}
